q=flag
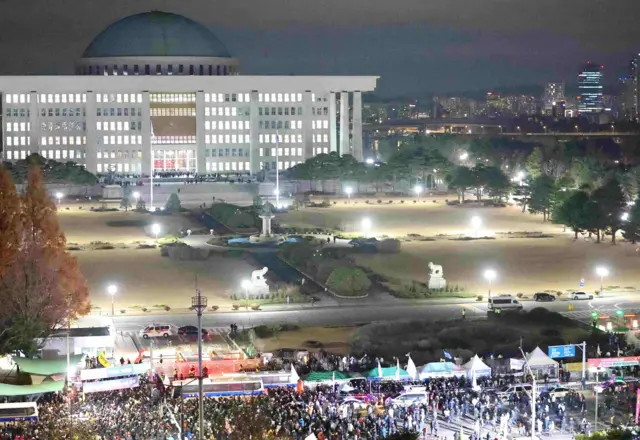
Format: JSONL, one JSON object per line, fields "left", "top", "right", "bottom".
{"left": 406, "top": 354, "right": 418, "bottom": 380}
{"left": 332, "top": 371, "right": 336, "bottom": 384}
{"left": 395, "top": 359, "right": 400, "bottom": 381}
{"left": 597, "top": 344, "right": 602, "bottom": 356}
{"left": 290, "top": 364, "right": 300, "bottom": 383}
{"left": 443, "top": 350, "right": 453, "bottom": 360}
{"left": 471, "top": 369, "right": 480, "bottom": 391}
{"left": 377, "top": 359, "right": 383, "bottom": 378}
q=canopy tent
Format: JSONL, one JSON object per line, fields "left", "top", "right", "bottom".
{"left": 526, "top": 347, "right": 559, "bottom": 367}
{"left": 464, "top": 355, "right": 492, "bottom": 378}
{"left": 419, "top": 362, "right": 466, "bottom": 379}
{"left": 0, "top": 380, "right": 65, "bottom": 397}
{"left": 13, "top": 355, "right": 84, "bottom": 376}
{"left": 304, "top": 371, "right": 351, "bottom": 383}
{"left": 364, "top": 366, "right": 410, "bottom": 380}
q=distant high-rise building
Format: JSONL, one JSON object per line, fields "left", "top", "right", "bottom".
{"left": 627, "top": 54, "right": 640, "bottom": 120}
{"left": 552, "top": 100, "right": 566, "bottom": 119}
{"left": 543, "top": 82, "right": 564, "bottom": 114}
{"left": 577, "top": 62, "right": 604, "bottom": 114}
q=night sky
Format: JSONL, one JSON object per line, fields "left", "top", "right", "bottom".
{"left": 0, "top": 0, "right": 639, "bottom": 97}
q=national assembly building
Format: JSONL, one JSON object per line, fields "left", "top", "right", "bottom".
{"left": 0, "top": 11, "right": 378, "bottom": 176}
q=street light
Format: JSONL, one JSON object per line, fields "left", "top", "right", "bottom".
{"left": 621, "top": 212, "right": 629, "bottom": 221}
{"left": 595, "top": 266, "right": 609, "bottom": 295}
{"left": 361, "top": 217, "right": 372, "bottom": 237}
{"left": 471, "top": 216, "right": 482, "bottom": 238}
{"left": 55, "top": 192, "right": 63, "bottom": 207}
{"left": 133, "top": 191, "right": 140, "bottom": 202}
{"left": 484, "top": 269, "right": 497, "bottom": 299}
{"left": 366, "top": 158, "right": 375, "bottom": 165}
{"left": 107, "top": 284, "right": 117, "bottom": 316}
{"left": 151, "top": 223, "right": 161, "bottom": 239}
{"left": 413, "top": 184, "right": 423, "bottom": 200}
{"left": 191, "top": 288, "right": 208, "bottom": 440}
{"left": 241, "top": 280, "right": 252, "bottom": 310}
{"left": 459, "top": 152, "right": 469, "bottom": 161}
{"left": 345, "top": 187, "right": 353, "bottom": 203}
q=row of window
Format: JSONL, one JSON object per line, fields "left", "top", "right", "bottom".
{"left": 82, "top": 63, "right": 235, "bottom": 76}
{"left": 258, "top": 93, "right": 304, "bottom": 103}
{"left": 97, "top": 93, "right": 143, "bottom": 104}
{"left": 5, "top": 94, "right": 31, "bottom": 104}
{"left": 97, "top": 121, "right": 141, "bottom": 131}
{"left": 97, "top": 150, "right": 142, "bottom": 159}
{"left": 260, "top": 161, "right": 303, "bottom": 171}
{"left": 149, "top": 93, "right": 195, "bottom": 103}
{"left": 312, "top": 134, "right": 330, "bottom": 143}
{"left": 312, "top": 120, "right": 329, "bottom": 130}
{"left": 204, "top": 93, "right": 250, "bottom": 103}
{"left": 258, "top": 107, "right": 303, "bottom": 116}
{"left": 6, "top": 122, "right": 30, "bottom": 132}
{"left": 4, "top": 150, "right": 30, "bottom": 159}
{"left": 151, "top": 136, "right": 196, "bottom": 145}
{"left": 311, "top": 107, "right": 330, "bottom": 116}
{"left": 97, "top": 108, "right": 143, "bottom": 117}
{"left": 40, "top": 108, "right": 85, "bottom": 117}
{"left": 259, "top": 147, "right": 304, "bottom": 157}
{"left": 258, "top": 134, "right": 303, "bottom": 144}
{"left": 42, "top": 149, "right": 83, "bottom": 160}
{"left": 259, "top": 120, "right": 303, "bottom": 130}
{"left": 205, "top": 134, "right": 250, "bottom": 144}
{"left": 6, "top": 137, "right": 30, "bottom": 146}
{"left": 96, "top": 163, "right": 141, "bottom": 173}
{"left": 41, "top": 136, "right": 86, "bottom": 146}
{"left": 204, "top": 107, "right": 247, "bottom": 117}
{"left": 37, "top": 94, "right": 87, "bottom": 104}
{"left": 151, "top": 108, "right": 196, "bottom": 117}
{"left": 41, "top": 121, "right": 85, "bottom": 132}
{"left": 5, "top": 108, "right": 30, "bottom": 118}
{"left": 98, "top": 135, "right": 143, "bottom": 146}
{"left": 205, "top": 120, "right": 250, "bottom": 131}
{"left": 205, "top": 148, "right": 249, "bottom": 158}
{"left": 206, "top": 162, "right": 251, "bottom": 172}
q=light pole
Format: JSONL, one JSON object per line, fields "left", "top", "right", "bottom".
{"left": 459, "top": 152, "right": 469, "bottom": 162}
{"left": 484, "top": 269, "right": 496, "bottom": 299}
{"left": 471, "top": 216, "right": 482, "bottom": 238}
{"left": 345, "top": 187, "right": 353, "bottom": 203}
{"left": 275, "top": 131, "right": 280, "bottom": 208}
{"left": 621, "top": 212, "right": 629, "bottom": 221}
{"left": 133, "top": 191, "right": 140, "bottom": 206}
{"left": 361, "top": 217, "right": 372, "bottom": 238}
{"left": 413, "top": 184, "right": 423, "bottom": 201}
{"left": 191, "top": 287, "right": 208, "bottom": 440}
{"left": 242, "top": 280, "right": 251, "bottom": 310}
{"left": 107, "top": 284, "right": 117, "bottom": 316}
{"left": 151, "top": 223, "right": 161, "bottom": 240}
{"left": 432, "top": 169, "right": 438, "bottom": 190}
{"left": 594, "top": 385, "right": 603, "bottom": 430}
{"left": 595, "top": 266, "right": 609, "bottom": 295}
{"left": 366, "top": 158, "right": 375, "bottom": 165}
{"left": 55, "top": 192, "right": 63, "bottom": 208}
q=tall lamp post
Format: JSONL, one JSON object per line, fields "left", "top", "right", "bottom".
{"left": 471, "top": 216, "right": 482, "bottom": 238}
{"left": 107, "top": 284, "right": 117, "bottom": 316}
{"left": 55, "top": 192, "right": 63, "bottom": 208}
{"left": 345, "top": 187, "right": 353, "bottom": 203}
{"left": 595, "top": 266, "right": 609, "bottom": 295}
{"left": 275, "top": 131, "right": 280, "bottom": 208}
{"left": 361, "top": 217, "right": 372, "bottom": 238}
{"left": 484, "top": 269, "right": 496, "bottom": 299}
{"left": 151, "top": 223, "right": 161, "bottom": 240}
{"left": 191, "top": 288, "right": 208, "bottom": 440}
{"left": 242, "top": 280, "right": 251, "bottom": 310}
{"left": 413, "top": 184, "right": 423, "bottom": 201}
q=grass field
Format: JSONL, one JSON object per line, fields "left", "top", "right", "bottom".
{"left": 251, "top": 326, "right": 354, "bottom": 355}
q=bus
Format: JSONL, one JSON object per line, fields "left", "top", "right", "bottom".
{"left": 0, "top": 402, "right": 38, "bottom": 423}
{"left": 174, "top": 377, "right": 264, "bottom": 398}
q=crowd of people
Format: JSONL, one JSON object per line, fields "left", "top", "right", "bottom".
{"left": 0, "top": 368, "right": 603, "bottom": 440}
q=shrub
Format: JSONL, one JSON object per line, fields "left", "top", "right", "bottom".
{"left": 400, "top": 200, "right": 405, "bottom": 204}
{"left": 388, "top": 200, "right": 393, "bottom": 204}
{"left": 120, "top": 309, "right": 126, "bottom": 314}
{"left": 250, "top": 303, "right": 261, "bottom": 310}
{"left": 556, "top": 291, "right": 563, "bottom": 297}
{"left": 164, "top": 306, "right": 171, "bottom": 311}
{"left": 476, "top": 295, "right": 483, "bottom": 301}
{"left": 232, "top": 304, "right": 240, "bottom": 310}
{"left": 516, "top": 293, "right": 523, "bottom": 298}
{"left": 142, "top": 308, "right": 148, "bottom": 312}
{"left": 326, "top": 267, "right": 371, "bottom": 296}
{"left": 210, "top": 305, "right": 219, "bottom": 311}
{"left": 377, "top": 200, "right": 382, "bottom": 204}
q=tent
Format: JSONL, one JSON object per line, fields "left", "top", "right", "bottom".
{"left": 419, "top": 362, "right": 466, "bottom": 379}
{"left": 464, "top": 355, "right": 491, "bottom": 378}
{"left": 304, "top": 371, "right": 350, "bottom": 383}
{"left": 13, "top": 355, "right": 84, "bottom": 376}
{"left": 364, "top": 366, "right": 410, "bottom": 380}
{"left": 525, "top": 347, "right": 559, "bottom": 378}
{"left": 0, "top": 380, "right": 65, "bottom": 397}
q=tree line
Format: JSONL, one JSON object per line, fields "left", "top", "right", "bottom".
{"left": 2, "top": 153, "right": 97, "bottom": 185}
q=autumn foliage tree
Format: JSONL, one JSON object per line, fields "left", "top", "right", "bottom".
{"left": 0, "top": 165, "right": 90, "bottom": 354}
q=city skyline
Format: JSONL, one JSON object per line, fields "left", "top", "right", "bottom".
{"left": 0, "top": 0, "right": 639, "bottom": 96}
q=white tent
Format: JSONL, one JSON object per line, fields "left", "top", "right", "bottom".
{"left": 463, "top": 355, "right": 491, "bottom": 378}
{"left": 526, "top": 347, "right": 558, "bottom": 367}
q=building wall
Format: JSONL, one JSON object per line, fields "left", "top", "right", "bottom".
{"left": 0, "top": 75, "right": 378, "bottom": 175}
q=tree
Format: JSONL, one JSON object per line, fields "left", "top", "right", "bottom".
{"left": 326, "top": 267, "right": 371, "bottom": 296}
{"left": 0, "top": 166, "right": 90, "bottom": 355}
{"left": 583, "top": 200, "right": 608, "bottom": 243}
{"left": 480, "top": 165, "right": 511, "bottom": 201}
{"left": 622, "top": 198, "right": 640, "bottom": 244}
{"left": 165, "top": 193, "right": 182, "bottom": 212}
{"left": 447, "top": 166, "right": 475, "bottom": 202}
{"left": 2, "top": 153, "right": 96, "bottom": 185}
{"left": 525, "top": 147, "right": 543, "bottom": 179}
{"left": 528, "top": 174, "right": 557, "bottom": 222}
{"left": 120, "top": 196, "right": 132, "bottom": 211}
{"left": 553, "top": 190, "right": 590, "bottom": 238}
{"left": 591, "top": 178, "right": 627, "bottom": 243}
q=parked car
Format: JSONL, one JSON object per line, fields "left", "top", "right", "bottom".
{"left": 391, "top": 391, "right": 428, "bottom": 407}
{"left": 547, "top": 386, "right": 570, "bottom": 399}
{"left": 141, "top": 324, "right": 175, "bottom": 339}
{"left": 570, "top": 291, "right": 593, "bottom": 300}
{"left": 533, "top": 292, "right": 556, "bottom": 302}
{"left": 497, "top": 384, "right": 532, "bottom": 400}
{"left": 488, "top": 295, "right": 523, "bottom": 312}
{"left": 599, "top": 379, "right": 627, "bottom": 392}
{"left": 178, "top": 325, "right": 210, "bottom": 336}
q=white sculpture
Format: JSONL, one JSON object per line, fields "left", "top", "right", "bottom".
{"left": 248, "top": 267, "right": 270, "bottom": 296}
{"left": 428, "top": 262, "right": 447, "bottom": 290}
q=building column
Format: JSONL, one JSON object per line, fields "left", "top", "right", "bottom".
{"left": 195, "top": 90, "right": 205, "bottom": 174}
{"left": 140, "top": 91, "right": 152, "bottom": 176}
{"left": 302, "top": 91, "right": 313, "bottom": 160}
{"left": 339, "top": 91, "right": 350, "bottom": 155}
{"left": 28, "top": 92, "right": 40, "bottom": 156}
{"left": 84, "top": 91, "right": 98, "bottom": 173}
{"left": 329, "top": 92, "right": 338, "bottom": 153}
{"left": 351, "top": 91, "right": 363, "bottom": 160}
{"left": 249, "top": 91, "right": 259, "bottom": 175}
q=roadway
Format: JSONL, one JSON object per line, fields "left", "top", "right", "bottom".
{"left": 107, "top": 293, "right": 640, "bottom": 335}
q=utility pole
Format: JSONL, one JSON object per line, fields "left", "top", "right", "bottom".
{"left": 191, "top": 276, "right": 208, "bottom": 440}
{"left": 519, "top": 347, "right": 536, "bottom": 440}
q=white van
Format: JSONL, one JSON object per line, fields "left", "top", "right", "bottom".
{"left": 140, "top": 324, "right": 175, "bottom": 339}
{"left": 488, "top": 295, "right": 523, "bottom": 312}
{"left": 391, "top": 391, "right": 429, "bottom": 407}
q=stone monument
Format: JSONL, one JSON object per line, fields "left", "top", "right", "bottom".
{"left": 248, "top": 267, "right": 270, "bottom": 296}
{"left": 259, "top": 202, "right": 275, "bottom": 236}
{"left": 427, "top": 262, "right": 447, "bottom": 290}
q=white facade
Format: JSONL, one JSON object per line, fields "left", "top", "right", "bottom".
{"left": 0, "top": 75, "right": 376, "bottom": 176}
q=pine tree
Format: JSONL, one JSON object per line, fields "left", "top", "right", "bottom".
{"left": 165, "top": 193, "right": 182, "bottom": 212}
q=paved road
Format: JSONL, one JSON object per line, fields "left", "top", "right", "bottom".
{"left": 105, "top": 293, "right": 639, "bottom": 334}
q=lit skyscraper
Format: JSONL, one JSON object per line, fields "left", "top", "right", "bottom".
{"left": 543, "top": 82, "right": 564, "bottom": 114}
{"left": 577, "top": 62, "right": 604, "bottom": 114}
{"left": 629, "top": 54, "right": 640, "bottom": 120}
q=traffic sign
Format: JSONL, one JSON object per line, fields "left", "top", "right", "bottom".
{"left": 580, "top": 278, "right": 585, "bottom": 287}
{"left": 548, "top": 345, "right": 576, "bottom": 358}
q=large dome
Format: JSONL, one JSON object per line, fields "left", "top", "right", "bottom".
{"left": 83, "top": 11, "right": 231, "bottom": 58}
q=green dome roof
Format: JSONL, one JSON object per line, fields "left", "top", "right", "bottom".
{"left": 83, "top": 11, "right": 231, "bottom": 58}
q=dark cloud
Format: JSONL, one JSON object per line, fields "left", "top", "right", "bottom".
{"left": 0, "top": 0, "right": 638, "bottom": 95}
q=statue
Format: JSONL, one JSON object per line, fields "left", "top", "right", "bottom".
{"left": 246, "top": 267, "right": 270, "bottom": 296}
{"left": 259, "top": 203, "right": 275, "bottom": 236}
{"left": 261, "top": 202, "right": 274, "bottom": 217}
{"left": 427, "top": 261, "right": 447, "bottom": 290}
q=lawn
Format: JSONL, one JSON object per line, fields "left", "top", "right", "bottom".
{"left": 248, "top": 326, "right": 355, "bottom": 355}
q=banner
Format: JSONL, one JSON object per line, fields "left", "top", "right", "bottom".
{"left": 565, "top": 362, "right": 583, "bottom": 372}
{"left": 510, "top": 358, "right": 524, "bottom": 371}
{"left": 80, "top": 363, "right": 151, "bottom": 381}
{"left": 587, "top": 356, "right": 640, "bottom": 369}
{"left": 636, "top": 388, "right": 640, "bottom": 425}
{"left": 83, "top": 376, "right": 139, "bottom": 393}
